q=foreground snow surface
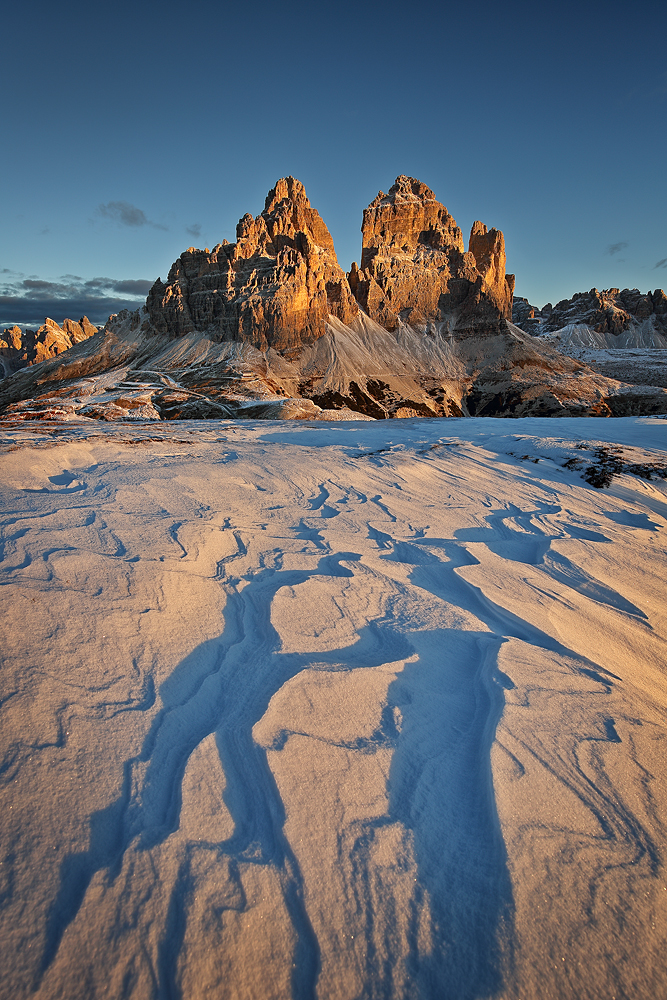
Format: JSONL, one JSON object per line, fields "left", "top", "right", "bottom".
{"left": 1, "top": 416, "right": 666, "bottom": 1000}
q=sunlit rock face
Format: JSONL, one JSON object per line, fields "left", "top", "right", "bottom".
{"left": 146, "top": 175, "right": 516, "bottom": 353}
{"left": 347, "top": 175, "right": 515, "bottom": 334}
{"left": 4, "top": 176, "right": 667, "bottom": 423}
{"left": 0, "top": 316, "right": 98, "bottom": 376}
{"left": 146, "top": 177, "right": 358, "bottom": 352}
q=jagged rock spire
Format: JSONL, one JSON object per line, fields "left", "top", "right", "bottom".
{"left": 349, "top": 176, "right": 514, "bottom": 333}
{"left": 146, "top": 177, "right": 357, "bottom": 352}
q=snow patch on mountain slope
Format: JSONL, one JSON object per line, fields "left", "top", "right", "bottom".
{"left": 545, "top": 321, "right": 667, "bottom": 351}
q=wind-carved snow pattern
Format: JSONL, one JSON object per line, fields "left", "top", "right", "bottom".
{"left": 0, "top": 418, "right": 666, "bottom": 1000}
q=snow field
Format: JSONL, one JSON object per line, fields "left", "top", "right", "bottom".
{"left": 0, "top": 416, "right": 666, "bottom": 999}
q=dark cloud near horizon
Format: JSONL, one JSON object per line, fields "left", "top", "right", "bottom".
{"left": 606, "top": 241, "right": 629, "bottom": 256}
{"left": 112, "top": 278, "right": 154, "bottom": 295}
{"left": 2, "top": 275, "right": 153, "bottom": 299}
{"left": 186, "top": 223, "right": 202, "bottom": 239}
{"left": 0, "top": 273, "right": 154, "bottom": 329}
{"left": 654, "top": 258, "right": 667, "bottom": 269}
{"left": 97, "top": 201, "right": 168, "bottom": 231}
{"left": 0, "top": 295, "right": 149, "bottom": 329}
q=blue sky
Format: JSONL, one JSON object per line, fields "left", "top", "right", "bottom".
{"left": 2, "top": 0, "right": 666, "bottom": 328}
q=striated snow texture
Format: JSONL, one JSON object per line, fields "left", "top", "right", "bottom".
{"left": 544, "top": 322, "right": 667, "bottom": 351}
{"left": 1, "top": 416, "right": 666, "bottom": 1000}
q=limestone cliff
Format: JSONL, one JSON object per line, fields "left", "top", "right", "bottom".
{"left": 348, "top": 176, "right": 515, "bottom": 334}
{"left": 5, "top": 177, "right": 666, "bottom": 424}
{"left": 146, "top": 177, "right": 358, "bottom": 352}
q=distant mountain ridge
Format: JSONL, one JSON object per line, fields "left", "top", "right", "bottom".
{"left": 0, "top": 316, "right": 98, "bottom": 377}
{"left": 1, "top": 177, "right": 667, "bottom": 421}
{"left": 512, "top": 287, "right": 667, "bottom": 348}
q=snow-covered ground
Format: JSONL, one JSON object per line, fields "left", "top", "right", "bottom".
{"left": 1, "top": 416, "right": 666, "bottom": 1000}
{"left": 537, "top": 323, "right": 667, "bottom": 389}
{"left": 561, "top": 347, "right": 667, "bottom": 389}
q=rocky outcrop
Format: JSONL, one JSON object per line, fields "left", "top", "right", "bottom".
{"left": 0, "top": 316, "right": 98, "bottom": 377}
{"left": 359, "top": 176, "right": 465, "bottom": 266}
{"left": 146, "top": 177, "right": 358, "bottom": 352}
{"left": 3, "top": 177, "right": 667, "bottom": 424}
{"left": 513, "top": 287, "right": 667, "bottom": 338}
{"left": 512, "top": 296, "right": 540, "bottom": 333}
{"left": 144, "top": 175, "right": 516, "bottom": 351}
{"left": 348, "top": 176, "right": 515, "bottom": 334}
{"left": 512, "top": 288, "right": 667, "bottom": 389}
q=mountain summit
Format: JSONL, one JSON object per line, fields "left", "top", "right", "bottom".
{"left": 145, "top": 175, "right": 512, "bottom": 352}
{"left": 350, "top": 175, "right": 513, "bottom": 333}
{"left": 1, "top": 176, "right": 666, "bottom": 422}
{"left": 146, "top": 176, "right": 357, "bottom": 352}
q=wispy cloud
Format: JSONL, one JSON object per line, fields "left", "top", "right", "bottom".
{"left": 0, "top": 273, "right": 154, "bottom": 329}
{"left": 606, "top": 241, "right": 629, "bottom": 256}
{"left": 186, "top": 223, "right": 202, "bottom": 239}
{"left": 97, "top": 200, "right": 168, "bottom": 231}
{"left": 654, "top": 258, "right": 667, "bottom": 270}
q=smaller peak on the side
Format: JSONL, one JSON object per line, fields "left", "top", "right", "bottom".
{"left": 470, "top": 221, "right": 488, "bottom": 238}
{"left": 368, "top": 190, "right": 387, "bottom": 209}
{"left": 388, "top": 176, "right": 437, "bottom": 202}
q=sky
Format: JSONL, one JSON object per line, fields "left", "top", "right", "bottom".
{"left": 2, "top": 0, "right": 667, "bottom": 329}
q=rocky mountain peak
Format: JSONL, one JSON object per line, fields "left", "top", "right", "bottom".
{"left": 265, "top": 175, "right": 306, "bottom": 209}
{"left": 0, "top": 316, "right": 98, "bottom": 377}
{"left": 468, "top": 221, "right": 513, "bottom": 311}
{"left": 350, "top": 177, "right": 513, "bottom": 332}
{"left": 262, "top": 176, "right": 337, "bottom": 257}
{"left": 144, "top": 175, "right": 517, "bottom": 350}
{"left": 512, "top": 287, "right": 667, "bottom": 342}
{"left": 146, "top": 177, "right": 357, "bottom": 352}
{"left": 5, "top": 185, "right": 667, "bottom": 423}
{"left": 368, "top": 175, "right": 438, "bottom": 207}
{"left": 361, "top": 175, "right": 464, "bottom": 269}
